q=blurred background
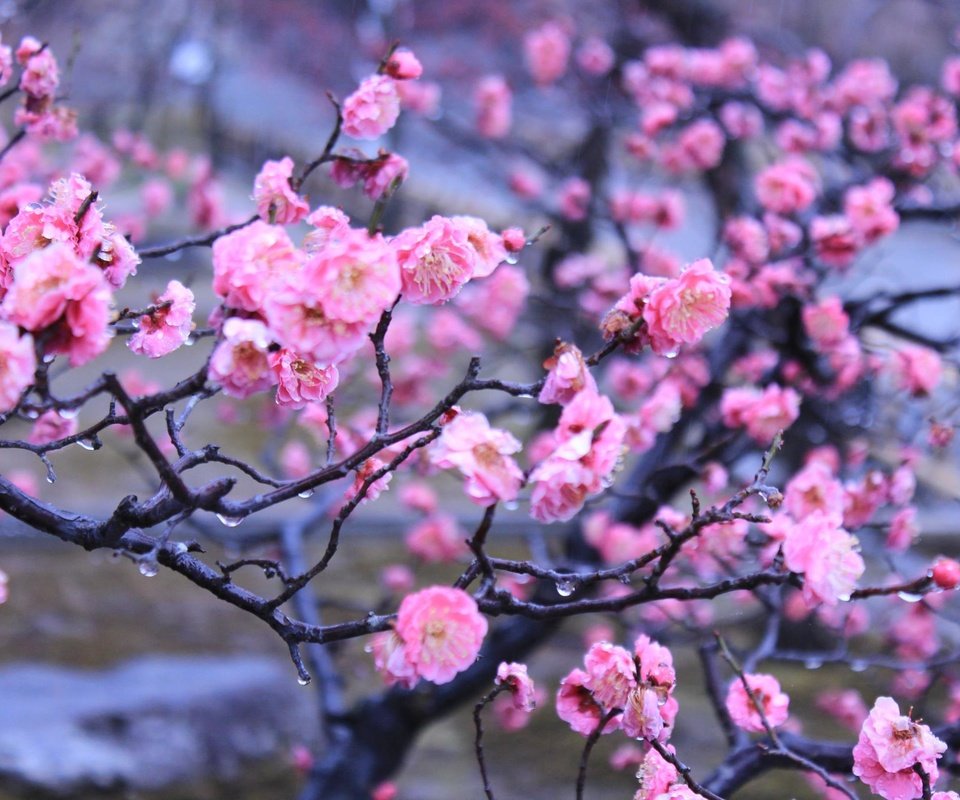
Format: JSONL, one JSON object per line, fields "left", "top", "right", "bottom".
{"left": 1, "top": 1, "right": 960, "bottom": 798}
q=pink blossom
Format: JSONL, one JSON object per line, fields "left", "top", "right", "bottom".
{"left": 475, "top": 75, "right": 512, "bottom": 138}
{"left": 362, "top": 154, "right": 408, "bottom": 200}
{"left": 642, "top": 258, "right": 731, "bottom": 355}
{"left": 720, "top": 384, "right": 801, "bottom": 444}
{"left": 384, "top": 49, "right": 422, "bottom": 81}
{"left": 269, "top": 349, "right": 339, "bottom": 408}
{"left": 303, "top": 206, "right": 350, "bottom": 251}
{"left": 719, "top": 101, "right": 764, "bottom": 139}
{"left": 347, "top": 457, "right": 392, "bottom": 505}
{"left": 635, "top": 746, "right": 680, "bottom": 800}
{"left": 558, "top": 177, "right": 591, "bottom": 221}
{"left": 853, "top": 697, "right": 946, "bottom": 800}
{"left": 141, "top": 178, "right": 173, "bottom": 217}
{"left": 429, "top": 411, "right": 524, "bottom": 506}
{"left": 495, "top": 662, "right": 538, "bottom": 711}
{"left": 755, "top": 158, "right": 818, "bottom": 214}
{"left": 396, "top": 79, "right": 440, "bottom": 116}
{"left": 539, "top": 342, "right": 598, "bottom": 405}
{"left": 725, "top": 674, "right": 790, "bottom": 733}
{"left": 342, "top": 75, "right": 400, "bottom": 140}
{"left": 816, "top": 689, "right": 869, "bottom": 732}
{"left": 212, "top": 221, "right": 301, "bottom": 312}
{"left": 128, "top": 280, "right": 195, "bottom": 358}
{"left": 784, "top": 461, "right": 845, "bottom": 518}
{"left": 886, "top": 506, "right": 918, "bottom": 552}
{"left": 28, "top": 409, "right": 77, "bottom": 445}
{"left": 556, "top": 668, "right": 618, "bottom": 736}
{"left": 724, "top": 217, "right": 769, "bottom": 264}
{"left": 253, "top": 157, "right": 309, "bottom": 225}
{"left": 802, "top": 296, "right": 849, "bottom": 350}
{"left": 393, "top": 586, "right": 487, "bottom": 685}
{"left": 811, "top": 215, "right": 862, "bottom": 269}
{"left": 398, "top": 482, "right": 438, "bottom": 514}
{"left": 405, "top": 513, "right": 468, "bottom": 563}
{"left": 676, "top": 119, "right": 726, "bottom": 170}
{"left": 3, "top": 244, "right": 113, "bottom": 366}
{"left": 207, "top": 317, "right": 276, "bottom": 399}
{"left": 370, "top": 630, "right": 419, "bottom": 689}
{"left": 584, "top": 642, "right": 636, "bottom": 709}
{"left": 18, "top": 41, "right": 59, "bottom": 98}
{"left": 889, "top": 345, "right": 942, "bottom": 396}
{"left": 524, "top": 22, "right": 570, "bottom": 86}
{"left": 380, "top": 564, "right": 415, "bottom": 594}
{"left": 576, "top": 38, "right": 614, "bottom": 75}
{"left": 302, "top": 227, "right": 399, "bottom": 326}
{"left": 451, "top": 215, "right": 507, "bottom": 278}
{"left": 845, "top": 178, "right": 899, "bottom": 243}
{"left": 501, "top": 227, "right": 525, "bottom": 252}
{"left": 832, "top": 59, "right": 897, "bottom": 112}
{"left": 393, "top": 215, "right": 477, "bottom": 304}
{"left": 783, "top": 511, "right": 864, "bottom": 606}
{"left": 458, "top": 265, "right": 529, "bottom": 340}
{"left": 0, "top": 322, "right": 35, "bottom": 413}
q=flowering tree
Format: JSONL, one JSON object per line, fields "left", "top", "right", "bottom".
{"left": 1, "top": 5, "right": 960, "bottom": 799}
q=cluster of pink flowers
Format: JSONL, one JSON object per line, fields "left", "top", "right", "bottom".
{"left": 605, "top": 258, "right": 731, "bottom": 357}
{"left": 494, "top": 662, "right": 538, "bottom": 713}
{"left": 475, "top": 75, "right": 512, "bottom": 139}
{"left": 853, "top": 697, "right": 947, "bottom": 800}
{"left": 0, "top": 320, "right": 36, "bottom": 413}
{"left": 428, "top": 411, "right": 524, "bottom": 507}
{"left": 724, "top": 673, "right": 790, "bottom": 733}
{"left": 252, "top": 156, "right": 309, "bottom": 225}
{"left": 633, "top": 745, "right": 708, "bottom": 800}
{"left": 370, "top": 586, "right": 487, "bottom": 687}
{"left": 529, "top": 389, "right": 626, "bottom": 522}
{"left": 128, "top": 280, "right": 195, "bottom": 358}
{"left": 556, "top": 636, "right": 678, "bottom": 742}
{"left": 13, "top": 36, "right": 77, "bottom": 141}
{"left": 719, "top": 383, "right": 801, "bottom": 444}
{"left": 342, "top": 49, "right": 422, "bottom": 141}
{"left": 782, "top": 511, "right": 865, "bottom": 607}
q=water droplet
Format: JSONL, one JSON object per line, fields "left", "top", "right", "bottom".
{"left": 216, "top": 513, "right": 244, "bottom": 527}
{"left": 850, "top": 660, "right": 868, "bottom": 673}
{"left": 504, "top": 253, "right": 519, "bottom": 265}
{"left": 804, "top": 658, "right": 823, "bottom": 670}
{"left": 76, "top": 439, "right": 96, "bottom": 451}
{"left": 897, "top": 591, "right": 924, "bottom": 603}
{"left": 173, "top": 542, "right": 188, "bottom": 555}
{"left": 138, "top": 560, "right": 158, "bottom": 577}
{"left": 183, "top": 336, "right": 196, "bottom": 347}
{"left": 555, "top": 578, "right": 577, "bottom": 597}
{"left": 663, "top": 349, "right": 680, "bottom": 359}
{"left": 297, "top": 676, "right": 311, "bottom": 686}
{"left": 363, "top": 644, "right": 374, "bottom": 654}
{"left": 24, "top": 408, "right": 39, "bottom": 419}
{"left": 45, "top": 474, "right": 55, "bottom": 484}
{"left": 58, "top": 408, "right": 79, "bottom": 420}
{"left": 618, "top": 574, "right": 631, "bottom": 585}
{"left": 504, "top": 500, "right": 518, "bottom": 511}
{"left": 297, "top": 489, "right": 314, "bottom": 500}
{"left": 42, "top": 354, "right": 55, "bottom": 364}
{"left": 837, "top": 592, "right": 852, "bottom": 603}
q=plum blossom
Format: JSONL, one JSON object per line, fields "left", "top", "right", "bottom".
{"left": 393, "top": 215, "right": 477, "bottom": 304}
{"left": 720, "top": 384, "right": 801, "bottom": 444}
{"left": 755, "top": 158, "right": 818, "bottom": 214}
{"left": 475, "top": 75, "right": 512, "bottom": 138}
{"left": 128, "top": 280, "right": 195, "bottom": 358}
{"left": 783, "top": 511, "right": 864, "bottom": 606}
{"left": 642, "top": 259, "right": 731, "bottom": 355}
{"left": 253, "top": 156, "right": 309, "bottom": 225}
{"left": 428, "top": 411, "right": 524, "bottom": 506}
{"left": 523, "top": 22, "right": 570, "bottom": 86}
{"left": 207, "top": 317, "right": 275, "bottom": 399}
{"left": 376, "top": 586, "right": 487, "bottom": 685}
{"left": 405, "top": 513, "right": 468, "bottom": 563}
{"left": 0, "top": 321, "right": 35, "bottom": 413}
{"left": 212, "top": 221, "right": 301, "bottom": 312}
{"left": 853, "top": 697, "right": 946, "bottom": 800}
{"left": 268, "top": 349, "right": 339, "bottom": 409}
{"left": 529, "top": 390, "right": 627, "bottom": 522}
{"left": 725, "top": 674, "right": 790, "bottom": 733}
{"left": 539, "top": 342, "right": 598, "bottom": 405}
{"left": 342, "top": 75, "right": 400, "bottom": 140}
{"left": 495, "top": 662, "right": 538, "bottom": 712}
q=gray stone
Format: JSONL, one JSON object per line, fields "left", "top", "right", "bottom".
{"left": 0, "top": 655, "right": 317, "bottom": 795}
